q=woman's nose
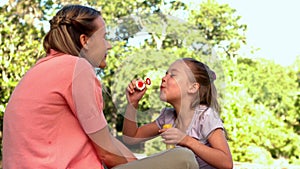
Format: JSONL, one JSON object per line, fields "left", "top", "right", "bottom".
{"left": 106, "top": 41, "right": 112, "bottom": 50}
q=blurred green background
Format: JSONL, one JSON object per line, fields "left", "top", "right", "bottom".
{"left": 0, "top": 0, "right": 299, "bottom": 168}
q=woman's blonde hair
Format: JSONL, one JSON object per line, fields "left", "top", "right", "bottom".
{"left": 43, "top": 5, "right": 101, "bottom": 55}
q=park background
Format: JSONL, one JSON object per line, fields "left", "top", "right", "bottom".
{"left": 0, "top": 0, "right": 299, "bottom": 168}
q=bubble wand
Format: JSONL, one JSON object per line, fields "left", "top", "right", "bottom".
{"left": 136, "top": 78, "right": 151, "bottom": 91}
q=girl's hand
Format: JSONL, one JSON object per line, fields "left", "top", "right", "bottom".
{"left": 126, "top": 79, "right": 147, "bottom": 107}
{"left": 159, "top": 127, "right": 187, "bottom": 145}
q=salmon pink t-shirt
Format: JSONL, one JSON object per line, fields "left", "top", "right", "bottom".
{"left": 3, "top": 50, "right": 107, "bottom": 169}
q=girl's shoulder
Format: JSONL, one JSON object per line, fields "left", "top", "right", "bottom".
{"left": 159, "top": 107, "right": 176, "bottom": 120}
{"left": 161, "top": 107, "right": 175, "bottom": 115}
{"left": 188, "top": 105, "right": 223, "bottom": 142}
{"left": 155, "top": 107, "right": 176, "bottom": 128}
{"left": 195, "top": 105, "right": 220, "bottom": 120}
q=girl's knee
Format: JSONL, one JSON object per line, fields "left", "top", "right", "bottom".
{"left": 169, "top": 147, "right": 199, "bottom": 169}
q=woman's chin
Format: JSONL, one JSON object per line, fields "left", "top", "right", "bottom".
{"left": 99, "top": 65, "right": 106, "bottom": 69}
{"left": 98, "top": 61, "right": 106, "bottom": 68}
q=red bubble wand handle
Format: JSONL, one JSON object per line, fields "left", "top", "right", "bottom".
{"left": 136, "top": 78, "right": 151, "bottom": 91}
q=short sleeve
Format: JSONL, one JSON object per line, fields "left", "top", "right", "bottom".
{"left": 155, "top": 108, "right": 176, "bottom": 129}
{"left": 200, "top": 108, "right": 224, "bottom": 139}
{"left": 72, "top": 58, "right": 107, "bottom": 134}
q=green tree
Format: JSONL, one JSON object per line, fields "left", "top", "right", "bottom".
{"left": 222, "top": 58, "right": 300, "bottom": 164}
{"left": 189, "top": 0, "right": 247, "bottom": 59}
{"left": 291, "top": 56, "right": 300, "bottom": 134}
{"left": 237, "top": 58, "right": 299, "bottom": 136}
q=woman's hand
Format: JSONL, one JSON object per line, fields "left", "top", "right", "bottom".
{"left": 126, "top": 79, "right": 147, "bottom": 108}
{"left": 159, "top": 127, "right": 187, "bottom": 145}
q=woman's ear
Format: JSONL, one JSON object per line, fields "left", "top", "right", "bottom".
{"left": 188, "top": 83, "right": 200, "bottom": 94}
{"left": 80, "top": 34, "right": 89, "bottom": 50}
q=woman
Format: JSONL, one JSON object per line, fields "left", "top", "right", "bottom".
{"left": 3, "top": 4, "right": 136, "bottom": 169}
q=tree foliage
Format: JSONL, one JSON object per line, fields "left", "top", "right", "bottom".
{"left": 222, "top": 58, "right": 300, "bottom": 164}
{"left": 189, "top": 0, "right": 247, "bottom": 59}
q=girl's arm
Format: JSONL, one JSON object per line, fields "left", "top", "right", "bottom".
{"left": 122, "top": 80, "right": 160, "bottom": 145}
{"left": 180, "top": 128, "right": 233, "bottom": 169}
{"left": 122, "top": 103, "right": 160, "bottom": 145}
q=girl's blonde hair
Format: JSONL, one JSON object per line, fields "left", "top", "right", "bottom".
{"left": 43, "top": 5, "right": 101, "bottom": 55}
{"left": 182, "top": 58, "right": 220, "bottom": 113}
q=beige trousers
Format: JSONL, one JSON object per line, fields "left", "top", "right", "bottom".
{"left": 112, "top": 147, "right": 199, "bottom": 169}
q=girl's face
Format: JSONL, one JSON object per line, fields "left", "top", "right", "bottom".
{"left": 84, "top": 16, "right": 112, "bottom": 68}
{"left": 160, "top": 60, "right": 194, "bottom": 104}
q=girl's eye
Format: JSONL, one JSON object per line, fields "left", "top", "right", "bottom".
{"left": 165, "top": 71, "right": 175, "bottom": 77}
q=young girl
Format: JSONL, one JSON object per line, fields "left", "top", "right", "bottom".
{"left": 123, "top": 58, "right": 233, "bottom": 169}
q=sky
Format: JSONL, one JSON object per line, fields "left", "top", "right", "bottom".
{"left": 215, "top": 0, "right": 300, "bottom": 66}
{"left": 1, "top": 0, "right": 299, "bottom": 66}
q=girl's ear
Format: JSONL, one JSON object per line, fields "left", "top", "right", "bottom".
{"left": 188, "top": 83, "right": 200, "bottom": 93}
{"left": 80, "top": 34, "right": 89, "bottom": 50}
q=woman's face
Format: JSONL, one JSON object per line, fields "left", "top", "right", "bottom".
{"left": 84, "top": 16, "right": 112, "bottom": 68}
{"left": 160, "top": 60, "right": 193, "bottom": 104}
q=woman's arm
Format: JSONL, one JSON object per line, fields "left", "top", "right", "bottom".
{"left": 180, "top": 129, "right": 233, "bottom": 169}
{"left": 88, "top": 126, "right": 137, "bottom": 168}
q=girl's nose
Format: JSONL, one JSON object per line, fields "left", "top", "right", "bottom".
{"left": 162, "top": 75, "right": 167, "bottom": 83}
